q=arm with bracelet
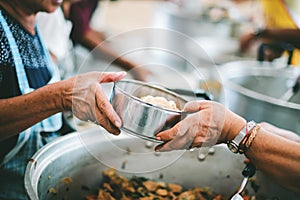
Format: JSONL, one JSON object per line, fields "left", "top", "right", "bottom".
{"left": 223, "top": 117, "right": 300, "bottom": 193}
{"left": 240, "top": 122, "right": 300, "bottom": 193}
{"left": 154, "top": 100, "right": 300, "bottom": 194}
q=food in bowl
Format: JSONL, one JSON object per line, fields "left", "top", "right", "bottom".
{"left": 140, "top": 95, "right": 180, "bottom": 111}
{"left": 85, "top": 168, "right": 254, "bottom": 200}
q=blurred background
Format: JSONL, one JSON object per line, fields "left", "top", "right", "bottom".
{"left": 72, "top": 0, "right": 262, "bottom": 98}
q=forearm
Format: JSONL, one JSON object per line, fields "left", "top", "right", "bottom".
{"left": 80, "top": 30, "right": 136, "bottom": 70}
{"left": 245, "top": 128, "right": 300, "bottom": 193}
{"left": 225, "top": 114, "right": 300, "bottom": 193}
{"left": 260, "top": 122, "right": 300, "bottom": 142}
{"left": 260, "top": 29, "right": 300, "bottom": 49}
{"left": 0, "top": 82, "right": 64, "bottom": 141}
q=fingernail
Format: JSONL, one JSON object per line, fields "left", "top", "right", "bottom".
{"left": 113, "top": 130, "right": 121, "bottom": 135}
{"left": 156, "top": 136, "right": 161, "bottom": 140}
{"left": 114, "top": 119, "right": 122, "bottom": 128}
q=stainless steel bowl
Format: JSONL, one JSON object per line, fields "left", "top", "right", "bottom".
{"left": 110, "top": 79, "right": 188, "bottom": 142}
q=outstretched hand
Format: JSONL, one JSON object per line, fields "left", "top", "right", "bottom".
{"left": 61, "top": 71, "right": 126, "bottom": 135}
{"left": 155, "top": 101, "right": 245, "bottom": 152}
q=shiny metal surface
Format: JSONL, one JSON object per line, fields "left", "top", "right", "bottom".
{"left": 24, "top": 127, "right": 299, "bottom": 200}
{"left": 156, "top": 2, "right": 232, "bottom": 38}
{"left": 220, "top": 61, "right": 300, "bottom": 133}
{"left": 110, "top": 79, "right": 188, "bottom": 142}
{"left": 231, "top": 177, "right": 248, "bottom": 200}
{"left": 191, "top": 37, "right": 256, "bottom": 65}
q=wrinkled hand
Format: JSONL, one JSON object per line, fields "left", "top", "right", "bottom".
{"left": 61, "top": 71, "right": 126, "bottom": 135}
{"left": 155, "top": 101, "right": 245, "bottom": 152}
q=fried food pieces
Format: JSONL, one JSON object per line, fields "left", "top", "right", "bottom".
{"left": 86, "top": 168, "right": 228, "bottom": 200}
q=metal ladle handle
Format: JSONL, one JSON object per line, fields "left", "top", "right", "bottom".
{"left": 257, "top": 42, "right": 294, "bottom": 66}
{"left": 146, "top": 82, "right": 214, "bottom": 101}
{"left": 280, "top": 75, "right": 300, "bottom": 101}
{"left": 167, "top": 88, "right": 213, "bottom": 100}
{"left": 231, "top": 163, "right": 256, "bottom": 200}
{"left": 242, "top": 162, "right": 256, "bottom": 178}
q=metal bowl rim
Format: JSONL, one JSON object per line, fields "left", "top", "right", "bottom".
{"left": 120, "top": 126, "right": 165, "bottom": 143}
{"left": 114, "top": 79, "right": 188, "bottom": 113}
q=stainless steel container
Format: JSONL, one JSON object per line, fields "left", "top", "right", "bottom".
{"left": 25, "top": 127, "right": 299, "bottom": 200}
{"left": 110, "top": 79, "right": 188, "bottom": 142}
{"left": 220, "top": 61, "right": 300, "bottom": 133}
{"left": 155, "top": 2, "right": 232, "bottom": 38}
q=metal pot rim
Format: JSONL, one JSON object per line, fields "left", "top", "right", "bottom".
{"left": 24, "top": 132, "right": 81, "bottom": 200}
{"left": 24, "top": 128, "right": 136, "bottom": 199}
{"left": 220, "top": 62, "right": 300, "bottom": 110}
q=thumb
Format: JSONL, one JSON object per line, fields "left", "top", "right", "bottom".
{"left": 98, "top": 71, "right": 127, "bottom": 83}
{"left": 155, "top": 122, "right": 181, "bottom": 141}
{"left": 183, "top": 100, "right": 206, "bottom": 112}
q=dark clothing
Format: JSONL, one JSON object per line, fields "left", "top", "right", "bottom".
{"left": 0, "top": 7, "right": 51, "bottom": 162}
{"left": 68, "top": 0, "right": 99, "bottom": 43}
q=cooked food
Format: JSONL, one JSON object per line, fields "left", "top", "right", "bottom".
{"left": 140, "top": 95, "right": 180, "bottom": 111}
{"left": 61, "top": 177, "right": 73, "bottom": 185}
{"left": 85, "top": 168, "right": 253, "bottom": 200}
{"left": 48, "top": 187, "right": 58, "bottom": 194}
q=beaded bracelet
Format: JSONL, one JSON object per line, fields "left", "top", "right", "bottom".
{"left": 239, "top": 125, "right": 261, "bottom": 153}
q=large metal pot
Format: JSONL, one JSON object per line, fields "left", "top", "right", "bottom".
{"left": 189, "top": 36, "right": 256, "bottom": 65}
{"left": 220, "top": 61, "right": 300, "bottom": 133}
{"left": 154, "top": 2, "right": 232, "bottom": 38}
{"left": 25, "top": 127, "right": 299, "bottom": 199}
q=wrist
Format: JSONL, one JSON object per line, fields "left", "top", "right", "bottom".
{"left": 227, "top": 120, "right": 258, "bottom": 154}
{"left": 223, "top": 112, "right": 246, "bottom": 142}
{"left": 39, "top": 82, "right": 66, "bottom": 113}
{"left": 54, "top": 79, "right": 73, "bottom": 111}
{"left": 115, "top": 57, "right": 135, "bottom": 70}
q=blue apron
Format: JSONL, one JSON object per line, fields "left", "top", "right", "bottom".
{"left": 0, "top": 11, "right": 62, "bottom": 168}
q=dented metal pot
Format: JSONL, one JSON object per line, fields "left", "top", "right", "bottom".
{"left": 25, "top": 127, "right": 299, "bottom": 199}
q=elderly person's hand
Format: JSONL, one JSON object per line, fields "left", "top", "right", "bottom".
{"left": 60, "top": 71, "right": 126, "bottom": 135}
{"left": 155, "top": 100, "right": 246, "bottom": 151}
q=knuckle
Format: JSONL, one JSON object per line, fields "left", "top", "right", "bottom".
{"left": 97, "top": 100, "right": 107, "bottom": 109}
{"left": 96, "top": 117, "right": 107, "bottom": 127}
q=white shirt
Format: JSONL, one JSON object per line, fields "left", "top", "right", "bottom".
{"left": 37, "top": 8, "right": 73, "bottom": 61}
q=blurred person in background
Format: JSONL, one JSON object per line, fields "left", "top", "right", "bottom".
{"left": 37, "top": 6, "right": 75, "bottom": 79}
{"left": 36, "top": 6, "right": 77, "bottom": 134}
{"left": 239, "top": 0, "right": 300, "bottom": 64}
{"left": 37, "top": 7, "right": 72, "bottom": 67}
{"left": 0, "top": 0, "right": 126, "bottom": 199}
{"left": 62, "top": 0, "right": 151, "bottom": 81}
